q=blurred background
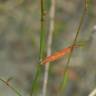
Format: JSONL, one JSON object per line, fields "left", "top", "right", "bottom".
{"left": 0, "top": 0, "right": 96, "bottom": 96}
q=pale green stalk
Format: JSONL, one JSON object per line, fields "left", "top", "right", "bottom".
{"left": 30, "top": 0, "right": 46, "bottom": 96}
{"left": 58, "top": 0, "right": 88, "bottom": 95}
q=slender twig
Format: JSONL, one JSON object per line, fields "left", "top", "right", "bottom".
{"left": 89, "top": 88, "right": 96, "bottom": 96}
{"left": 0, "top": 78, "right": 23, "bottom": 96}
{"left": 58, "top": 0, "right": 88, "bottom": 94}
{"left": 30, "top": 0, "right": 45, "bottom": 96}
{"left": 42, "top": 0, "right": 56, "bottom": 96}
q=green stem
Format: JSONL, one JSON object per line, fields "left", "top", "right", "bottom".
{"left": 30, "top": 0, "right": 45, "bottom": 95}
{"left": 30, "top": 64, "right": 42, "bottom": 96}
{"left": 58, "top": 0, "right": 88, "bottom": 95}
{"left": 40, "top": 0, "right": 45, "bottom": 60}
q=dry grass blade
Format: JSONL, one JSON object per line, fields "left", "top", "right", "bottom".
{"left": 0, "top": 78, "right": 23, "bottom": 96}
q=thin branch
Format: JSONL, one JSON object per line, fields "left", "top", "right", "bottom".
{"left": 58, "top": 0, "right": 88, "bottom": 94}
{"left": 0, "top": 78, "right": 23, "bottom": 96}
{"left": 42, "top": 0, "right": 56, "bottom": 96}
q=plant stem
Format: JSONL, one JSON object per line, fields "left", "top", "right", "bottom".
{"left": 40, "top": 0, "right": 45, "bottom": 60}
{"left": 58, "top": 0, "right": 88, "bottom": 95}
{"left": 30, "top": 0, "right": 45, "bottom": 96}
{"left": 42, "top": 0, "right": 56, "bottom": 96}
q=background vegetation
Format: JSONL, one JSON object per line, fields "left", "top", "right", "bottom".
{"left": 0, "top": 0, "right": 96, "bottom": 96}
